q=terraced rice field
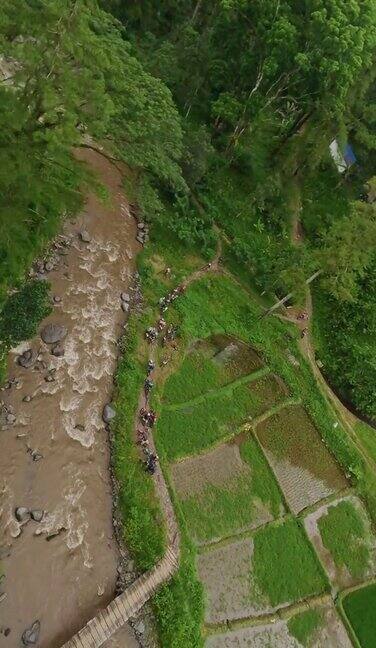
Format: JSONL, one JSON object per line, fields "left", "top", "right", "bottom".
{"left": 157, "top": 337, "right": 289, "bottom": 460}
{"left": 157, "top": 331, "right": 357, "bottom": 646}
{"left": 247, "top": 373, "right": 289, "bottom": 417}
{"left": 163, "top": 334, "right": 264, "bottom": 405}
{"left": 198, "top": 538, "right": 258, "bottom": 623}
{"left": 206, "top": 603, "right": 352, "bottom": 647}
{"left": 304, "top": 495, "right": 376, "bottom": 589}
{"left": 342, "top": 582, "right": 376, "bottom": 648}
{"left": 171, "top": 435, "right": 285, "bottom": 543}
{"left": 255, "top": 405, "right": 347, "bottom": 513}
{"left": 198, "top": 519, "right": 327, "bottom": 623}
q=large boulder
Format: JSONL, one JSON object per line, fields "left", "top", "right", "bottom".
{"left": 51, "top": 344, "right": 64, "bottom": 357}
{"left": 15, "top": 507, "right": 30, "bottom": 523}
{"left": 30, "top": 510, "right": 44, "bottom": 523}
{"left": 79, "top": 230, "right": 91, "bottom": 243}
{"left": 102, "top": 404, "right": 116, "bottom": 424}
{"left": 41, "top": 324, "right": 67, "bottom": 344}
{"left": 18, "top": 349, "right": 37, "bottom": 368}
{"left": 22, "top": 621, "right": 40, "bottom": 645}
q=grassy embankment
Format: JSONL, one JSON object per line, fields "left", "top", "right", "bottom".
{"left": 113, "top": 228, "right": 206, "bottom": 647}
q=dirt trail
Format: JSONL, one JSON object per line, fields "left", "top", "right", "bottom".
{"left": 0, "top": 149, "right": 139, "bottom": 648}
{"left": 283, "top": 193, "right": 376, "bottom": 475}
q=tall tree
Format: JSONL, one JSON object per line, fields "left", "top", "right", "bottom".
{"left": 0, "top": 0, "right": 184, "bottom": 296}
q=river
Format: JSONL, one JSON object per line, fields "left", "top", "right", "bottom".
{"left": 0, "top": 149, "right": 140, "bottom": 647}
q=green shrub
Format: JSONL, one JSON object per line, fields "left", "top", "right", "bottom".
{"left": 0, "top": 280, "right": 51, "bottom": 347}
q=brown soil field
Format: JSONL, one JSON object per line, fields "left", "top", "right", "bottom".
{"left": 171, "top": 443, "right": 248, "bottom": 499}
{"left": 197, "top": 538, "right": 268, "bottom": 623}
{"left": 256, "top": 405, "right": 347, "bottom": 513}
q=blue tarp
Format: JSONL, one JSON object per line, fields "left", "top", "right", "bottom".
{"left": 344, "top": 144, "right": 357, "bottom": 167}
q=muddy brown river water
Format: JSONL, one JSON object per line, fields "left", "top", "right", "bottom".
{"left": 0, "top": 149, "right": 140, "bottom": 647}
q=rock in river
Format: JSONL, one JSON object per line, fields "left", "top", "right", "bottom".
{"left": 51, "top": 344, "right": 64, "bottom": 357}
{"left": 41, "top": 324, "right": 67, "bottom": 344}
{"left": 30, "top": 510, "right": 44, "bottom": 523}
{"left": 79, "top": 230, "right": 91, "bottom": 243}
{"left": 18, "top": 349, "right": 37, "bottom": 369}
{"left": 15, "top": 507, "right": 30, "bottom": 523}
{"left": 22, "top": 620, "right": 40, "bottom": 645}
{"left": 102, "top": 404, "right": 116, "bottom": 424}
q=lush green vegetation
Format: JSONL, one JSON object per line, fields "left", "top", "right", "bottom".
{"left": 101, "top": 0, "right": 376, "bottom": 422}
{"left": 318, "top": 500, "right": 373, "bottom": 579}
{"left": 342, "top": 584, "right": 376, "bottom": 648}
{"left": 252, "top": 519, "right": 328, "bottom": 606}
{"left": 177, "top": 435, "right": 284, "bottom": 543}
{"left": 113, "top": 318, "right": 166, "bottom": 571}
{"left": 0, "top": 280, "right": 51, "bottom": 346}
{"left": 312, "top": 284, "right": 376, "bottom": 421}
{"left": 153, "top": 516, "right": 204, "bottom": 648}
{"left": 0, "top": 280, "right": 52, "bottom": 383}
{"left": 0, "top": 0, "right": 184, "bottom": 328}
{"left": 3, "top": 2, "right": 376, "bottom": 645}
{"left": 287, "top": 608, "right": 323, "bottom": 646}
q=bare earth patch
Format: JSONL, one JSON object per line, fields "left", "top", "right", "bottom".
{"left": 171, "top": 443, "right": 248, "bottom": 499}
{"left": 205, "top": 602, "right": 352, "bottom": 648}
{"left": 206, "top": 619, "right": 300, "bottom": 648}
{"left": 197, "top": 538, "right": 268, "bottom": 623}
{"left": 195, "top": 334, "right": 264, "bottom": 379}
{"left": 304, "top": 494, "right": 376, "bottom": 590}
{"left": 310, "top": 603, "right": 353, "bottom": 648}
{"left": 256, "top": 406, "right": 347, "bottom": 513}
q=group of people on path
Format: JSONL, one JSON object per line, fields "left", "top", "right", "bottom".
{"left": 139, "top": 276, "right": 187, "bottom": 474}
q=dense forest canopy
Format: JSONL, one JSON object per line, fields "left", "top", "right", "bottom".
{"left": 1, "top": 0, "right": 376, "bottom": 417}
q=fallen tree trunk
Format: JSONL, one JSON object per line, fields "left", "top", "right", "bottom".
{"left": 261, "top": 269, "right": 323, "bottom": 319}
